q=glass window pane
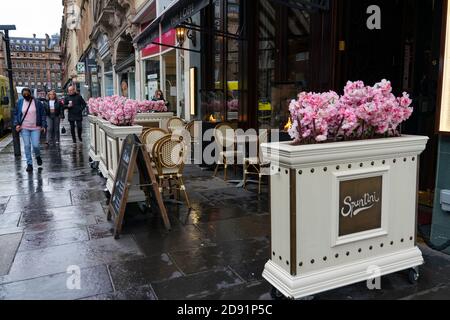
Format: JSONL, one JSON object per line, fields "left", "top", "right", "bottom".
{"left": 145, "top": 57, "right": 160, "bottom": 101}
{"left": 257, "top": 0, "right": 311, "bottom": 130}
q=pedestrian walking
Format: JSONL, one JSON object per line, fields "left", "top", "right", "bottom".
{"left": 44, "top": 90, "right": 64, "bottom": 146}
{"left": 13, "top": 88, "right": 47, "bottom": 172}
{"left": 64, "top": 85, "right": 87, "bottom": 143}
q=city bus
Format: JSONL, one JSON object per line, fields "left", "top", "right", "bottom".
{"left": 0, "top": 75, "right": 13, "bottom": 136}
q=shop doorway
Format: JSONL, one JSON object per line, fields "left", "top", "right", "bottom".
{"left": 162, "top": 50, "right": 177, "bottom": 114}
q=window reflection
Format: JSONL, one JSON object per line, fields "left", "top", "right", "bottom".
{"left": 203, "top": 0, "right": 241, "bottom": 124}
{"left": 258, "top": 0, "right": 311, "bottom": 130}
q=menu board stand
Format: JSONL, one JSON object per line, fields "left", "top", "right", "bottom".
{"left": 107, "top": 134, "right": 171, "bottom": 239}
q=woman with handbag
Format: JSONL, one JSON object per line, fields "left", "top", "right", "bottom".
{"left": 13, "top": 88, "right": 47, "bottom": 172}
{"left": 44, "top": 90, "right": 64, "bottom": 146}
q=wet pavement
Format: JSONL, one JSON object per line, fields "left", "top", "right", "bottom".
{"left": 0, "top": 123, "right": 450, "bottom": 300}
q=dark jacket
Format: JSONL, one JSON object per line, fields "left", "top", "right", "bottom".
{"left": 13, "top": 98, "right": 47, "bottom": 128}
{"left": 64, "top": 94, "right": 87, "bottom": 122}
{"left": 44, "top": 99, "right": 64, "bottom": 118}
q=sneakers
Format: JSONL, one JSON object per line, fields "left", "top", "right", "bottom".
{"left": 36, "top": 157, "right": 43, "bottom": 167}
{"left": 26, "top": 164, "right": 33, "bottom": 172}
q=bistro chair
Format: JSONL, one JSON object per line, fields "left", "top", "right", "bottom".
{"left": 167, "top": 117, "right": 186, "bottom": 133}
{"left": 185, "top": 120, "right": 201, "bottom": 162}
{"left": 140, "top": 128, "right": 153, "bottom": 141}
{"left": 144, "top": 128, "right": 168, "bottom": 155}
{"left": 153, "top": 135, "right": 191, "bottom": 209}
{"left": 213, "top": 122, "right": 242, "bottom": 181}
{"left": 243, "top": 130, "right": 270, "bottom": 194}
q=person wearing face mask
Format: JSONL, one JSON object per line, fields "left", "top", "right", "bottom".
{"left": 13, "top": 88, "right": 47, "bottom": 172}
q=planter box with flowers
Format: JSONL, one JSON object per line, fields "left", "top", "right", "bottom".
{"left": 88, "top": 96, "right": 145, "bottom": 202}
{"left": 88, "top": 114, "right": 100, "bottom": 163}
{"left": 133, "top": 100, "right": 174, "bottom": 130}
{"left": 262, "top": 80, "right": 428, "bottom": 299}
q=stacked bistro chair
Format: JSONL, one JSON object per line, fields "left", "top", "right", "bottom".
{"left": 243, "top": 130, "right": 271, "bottom": 194}
{"left": 152, "top": 134, "right": 191, "bottom": 209}
{"left": 143, "top": 128, "right": 168, "bottom": 154}
{"left": 167, "top": 117, "right": 186, "bottom": 133}
{"left": 185, "top": 120, "right": 201, "bottom": 162}
{"left": 213, "top": 122, "right": 243, "bottom": 181}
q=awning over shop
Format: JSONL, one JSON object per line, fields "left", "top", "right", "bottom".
{"left": 135, "top": 0, "right": 210, "bottom": 50}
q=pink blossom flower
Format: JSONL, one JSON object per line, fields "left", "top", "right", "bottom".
{"left": 288, "top": 80, "right": 414, "bottom": 144}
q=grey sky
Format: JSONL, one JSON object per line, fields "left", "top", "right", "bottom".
{"left": 0, "top": 0, "right": 64, "bottom": 38}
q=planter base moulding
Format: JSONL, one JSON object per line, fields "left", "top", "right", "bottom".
{"left": 134, "top": 112, "right": 174, "bottom": 130}
{"left": 261, "top": 135, "right": 428, "bottom": 300}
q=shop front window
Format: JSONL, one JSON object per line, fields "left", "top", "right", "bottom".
{"left": 104, "top": 60, "right": 114, "bottom": 97}
{"left": 163, "top": 50, "right": 177, "bottom": 114}
{"left": 104, "top": 73, "right": 114, "bottom": 97}
{"left": 202, "top": 0, "right": 241, "bottom": 124}
{"left": 257, "top": 0, "right": 311, "bottom": 130}
{"left": 145, "top": 57, "right": 160, "bottom": 101}
{"left": 128, "top": 72, "right": 136, "bottom": 100}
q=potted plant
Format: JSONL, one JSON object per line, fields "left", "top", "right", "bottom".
{"left": 262, "top": 80, "right": 429, "bottom": 299}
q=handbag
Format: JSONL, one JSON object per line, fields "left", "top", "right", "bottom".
{"left": 61, "top": 126, "right": 66, "bottom": 134}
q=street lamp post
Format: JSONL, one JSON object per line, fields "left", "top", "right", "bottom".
{"left": 1, "top": 25, "right": 21, "bottom": 157}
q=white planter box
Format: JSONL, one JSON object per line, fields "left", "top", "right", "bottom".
{"left": 88, "top": 115, "right": 100, "bottom": 162}
{"left": 101, "top": 122, "right": 145, "bottom": 203}
{"left": 135, "top": 112, "right": 174, "bottom": 131}
{"left": 261, "top": 135, "right": 429, "bottom": 299}
{"left": 97, "top": 118, "right": 110, "bottom": 178}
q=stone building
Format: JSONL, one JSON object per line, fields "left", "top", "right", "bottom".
{"left": 9, "top": 34, "right": 62, "bottom": 93}
{"left": 61, "top": 0, "right": 145, "bottom": 99}
{"left": 0, "top": 32, "right": 8, "bottom": 77}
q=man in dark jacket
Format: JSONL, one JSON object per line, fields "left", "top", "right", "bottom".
{"left": 64, "top": 85, "right": 87, "bottom": 143}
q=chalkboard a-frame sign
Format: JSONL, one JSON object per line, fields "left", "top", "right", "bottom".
{"left": 107, "top": 134, "right": 171, "bottom": 239}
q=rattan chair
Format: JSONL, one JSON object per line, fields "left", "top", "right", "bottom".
{"left": 167, "top": 117, "right": 186, "bottom": 133}
{"left": 243, "top": 130, "right": 271, "bottom": 194}
{"left": 185, "top": 120, "right": 201, "bottom": 161}
{"left": 213, "top": 123, "right": 243, "bottom": 181}
{"left": 140, "top": 128, "right": 153, "bottom": 141}
{"left": 153, "top": 135, "right": 191, "bottom": 209}
{"left": 144, "top": 128, "right": 168, "bottom": 155}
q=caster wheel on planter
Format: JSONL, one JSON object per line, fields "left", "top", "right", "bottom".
{"left": 408, "top": 268, "right": 420, "bottom": 285}
{"left": 270, "top": 287, "right": 286, "bottom": 300}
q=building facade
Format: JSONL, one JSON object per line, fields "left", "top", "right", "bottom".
{"left": 61, "top": 0, "right": 450, "bottom": 250}
{"left": 9, "top": 34, "right": 62, "bottom": 93}
{"left": 0, "top": 32, "right": 8, "bottom": 78}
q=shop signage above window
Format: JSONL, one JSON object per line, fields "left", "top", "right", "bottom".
{"left": 135, "top": 0, "right": 209, "bottom": 50}
{"left": 141, "top": 29, "right": 176, "bottom": 58}
{"left": 339, "top": 176, "right": 383, "bottom": 237}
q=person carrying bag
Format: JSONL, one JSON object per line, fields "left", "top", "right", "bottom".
{"left": 13, "top": 88, "right": 47, "bottom": 172}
